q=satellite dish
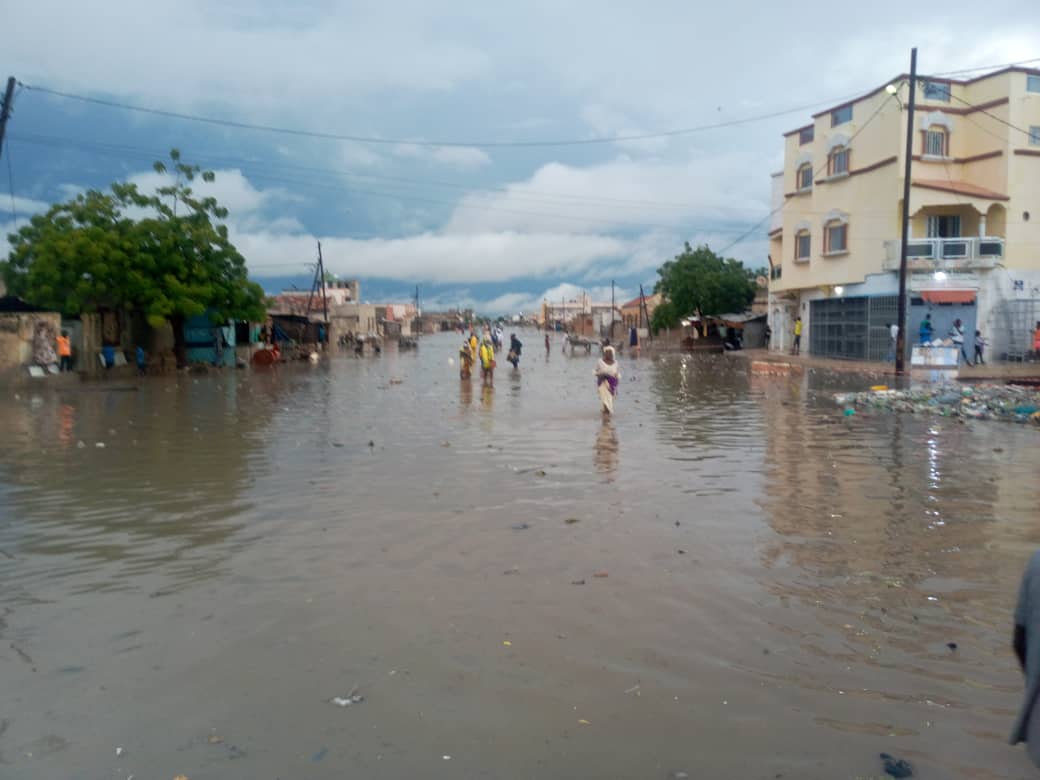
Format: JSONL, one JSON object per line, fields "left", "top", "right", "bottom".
{"left": 756, "top": 275, "right": 769, "bottom": 287}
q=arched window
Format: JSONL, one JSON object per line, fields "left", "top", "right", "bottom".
{"left": 828, "top": 146, "right": 850, "bottom": 176}
{"left": 795, "top": 229, "right": 811, "bottom": 261}
{"left": 796, "top": 163, "right": 813, "bottom": 191}
{"left": 923, "top": 125, "right": 949, "bottom": 157}
{"left": 823, "top": 212, "right": 849, "bottom": 255}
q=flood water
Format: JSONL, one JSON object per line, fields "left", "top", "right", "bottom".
{"left": 2, "top": 330, "right": 1039, "bottom": 779}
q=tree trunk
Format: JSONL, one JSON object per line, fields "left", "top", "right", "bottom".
{"left": 171, "top": 314, "right": 188, "bottom": 368}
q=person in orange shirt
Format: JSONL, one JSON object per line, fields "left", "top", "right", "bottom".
{"left": 56, "top": 331, "right": 72, "bottom": 372}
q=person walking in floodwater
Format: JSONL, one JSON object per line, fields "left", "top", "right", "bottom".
{"left": 479, "top": 335, "right": 495, "bottom": 387}
{"left": 508, "top": 333, "right": 522, "bottom": 369}
{"left": 544, "top": 332, "right": 550, "bottom": 356}
{"left": 459, "top": 338, "right": 474, "bottom": 379}
{"left": 469, "top": 330, "right": 479, "bottom": 363}
{"left": 595, "top": 346, "right": 620, "bottom": 415}
{"left": 1010, "top": 550, "right": 1040, "bottom": 768}
{"left": 792, "top": 316, "right": 803, "bottom": 355}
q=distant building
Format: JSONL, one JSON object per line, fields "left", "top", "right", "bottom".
{"left": 620, "top": 293, "right": 662, "bottom": 330}
{"left": 269, "top": 280, "right": 359, "bottom": 316}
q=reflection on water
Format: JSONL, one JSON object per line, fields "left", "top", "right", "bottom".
{"left": 1, "top": 333, "right": 1038, "bottom": 779}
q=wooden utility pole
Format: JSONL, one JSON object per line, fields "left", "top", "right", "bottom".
{"left": 640, "top": 284, "right": 653, "bottom": 343}
{"left": 0, "top": 77, "right": 15, "bottom": 161}
{"left": 305, "top": 240, "right": 329, "bottom": 333}
{"left": 610, "top": 279, "right": 616, "bottom": 341}
{"left": 895, "top": 48, "right": 918, "bottom": 374}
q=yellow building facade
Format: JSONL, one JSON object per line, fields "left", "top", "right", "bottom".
{"left": 768, "top": 67, "right": 1040, "bottom": 360}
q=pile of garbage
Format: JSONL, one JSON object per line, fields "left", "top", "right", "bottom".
{"left": 834, "top": 384, "right": 1040, "bottom": 424}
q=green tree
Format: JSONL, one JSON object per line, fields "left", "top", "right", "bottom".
{"left": 651, "top": 242, "right": 756, "bottom": 332}
{"left": 3, "top": 150, "right": 266, "bottom": 366}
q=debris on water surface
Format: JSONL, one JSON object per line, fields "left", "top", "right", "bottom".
{"left": 95, "top": 442, "right": 106, "bottom": 448}
{"left": 624, "top": 684, "right": 640, "bottom": 695}
{"left": 565, "top": 517, "right": 580, "bottom": 524}
{"left": 331, "top": 687, "right": 364, "bottom": 707}
{"left": 880, "top": 752, "right": 913, "bottom": 778}
{"left": 368, "top": 440, "right": 375, "bottom": 447}
{"left": 593, "top": 571, "right": 608, "bottom": 578}
{"left": 835, "top": 384, "right": 1040, "bottom": 425}
{"left": 571, "top": 579, "right": 586, "bottom": 585}
{"left": 511, "top": 523, "right": 530, "bottom": 530}
{"left": 115, "top": 747, "right": 124, "bottom": 756}
{"left": 577, "top": 719, "right": 591, "bottom": 726}
{"left": 535, "top": 470, "right": 547, "bottom": 477}
{"left": 207, "top": 735, "right": 223, "bottom": 744}
{"left": 947, "top": 642, "right": 958, "bottom": 651}
{"left": 312, "top": 746, "right": 328, "bottom": 762}
{"left": 843, "top": 408, "right": 856, "bottom": 416}
{"left": 502, "top": 640, "right": 512, "bottom": 647}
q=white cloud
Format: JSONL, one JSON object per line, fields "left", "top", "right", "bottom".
{"left": 443, "top": 153, "right": 769, "bottom": 236}
{"left": 234, "top": 229, "right": 629, "bottom": 284}
{"left": 3, "top": 195, "right": 51, "bottom": 217}
{"left": 392, "top": 143, "right": 491, "bottom": 169}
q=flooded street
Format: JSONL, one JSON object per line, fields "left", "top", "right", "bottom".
{"left": 2, "top": 330, "right": 1039, "bottom": 779}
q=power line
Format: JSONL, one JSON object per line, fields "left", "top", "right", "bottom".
{"left": 10, "top": 130, "right": 771, "bottom": 215}
{"left": 946, "top": 91, "right": 1036, "bottom": 140}
{"left": 10, "top": 130, "right": 914, "bottom": 222}
{"left": 717, "top": 91, "right": 899, "bottom": 255}
{"left": 925, "top": 57, "right": 1040, "bottom": 78}
{"left": 5, "top": 139, "right": 15, "bottom": 224}
{"left": 19, "top": 81, "right": 877, "bottom": 149}
{"left": 12, "top": 132, "right": 774, "bottom": 234}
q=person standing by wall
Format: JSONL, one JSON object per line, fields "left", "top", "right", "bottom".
{"left": 974, "top": 330, "right": 987, "bottom": 366}
{"left": 919, "top": 313, "right": 933, "bottom": 345}
{"left": 885, "top": 323, "right": 898, "bottom": 362}
{"left": 56, "top": 330, "right": 72, "bottom": 372}
{"left": 950, "top": 319, "right": 971, "bottom": 365}
{"left": 792, "top": 316, "right": 803, "bottom": 355}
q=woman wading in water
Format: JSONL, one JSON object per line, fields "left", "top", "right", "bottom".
{"left": 595, "top": 346, "right": 620, "bottom": 415}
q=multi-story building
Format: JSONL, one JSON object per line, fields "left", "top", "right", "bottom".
{"left": 768, "top": 67, "right": 1040, "bottom": 361}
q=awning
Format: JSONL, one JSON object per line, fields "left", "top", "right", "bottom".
{"left": 920, "top": 289, "right": 976, "bottom": 304}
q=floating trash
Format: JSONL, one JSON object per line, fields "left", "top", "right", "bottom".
{"left": 835, "top": 384, "right": 1040, "bottom": 425}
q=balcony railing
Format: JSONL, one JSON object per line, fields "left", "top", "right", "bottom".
{"left": 882, "top": 237, "right": 1004, "bottom": 271}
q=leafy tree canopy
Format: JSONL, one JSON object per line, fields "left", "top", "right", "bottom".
{"left": 651, "top": 242, "right": 756, "bottom": 331}
{"left": 2, "top": 149, "right": 266, "bottom": 359}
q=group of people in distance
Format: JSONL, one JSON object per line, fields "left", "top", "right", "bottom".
{"left": 457, "top": 327, "right": 620, "bottom": 415}
{"left": 458, "top": 326, "right": 524, "bottom": 387}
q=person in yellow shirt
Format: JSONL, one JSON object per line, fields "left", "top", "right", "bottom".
{"left": 792, "top": 316, "right": 803, "bottom": 355}
{"left": 479, "top": 336, "right": 495, "bottom": 387}
{"left": 469, "top": 331, "right": 479, "bottom": 362}
{"left": 56, "top": 330, "right": 73, "bottom": 372}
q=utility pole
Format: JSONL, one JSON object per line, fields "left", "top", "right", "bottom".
{"left": 306, "top": 240, "right": 329, "bottom": 334}
{"left": 0, "top": 77, "right": 15, "bottom": 161}
{"left": 610, "top": 279, "right": 615, "bottom": 341}
{"left": 318, "top": 241, "right": 329, "bottom": 326}
{"left": 895, "top": 48, "right": 918, "bottom": 374}
{"left": 640, "top": 284, "right": 653, "bottom": 343}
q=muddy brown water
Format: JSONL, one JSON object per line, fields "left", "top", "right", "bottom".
{"left": 1, "top": 331, "right": 1038, "bottom": 779}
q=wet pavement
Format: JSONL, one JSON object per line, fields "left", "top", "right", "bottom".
{"left": 1, "top": 330, "right": 1038, "bottom": 779}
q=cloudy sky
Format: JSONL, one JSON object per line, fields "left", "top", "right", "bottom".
{"left": 3, "top": 1, "right": 1038, "bottom": 313}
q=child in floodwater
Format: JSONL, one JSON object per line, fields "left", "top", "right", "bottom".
{"left": 459, "top": 339, "right": 474, "bottom": 379}
{"left": 595, "top": 346, "right": 620, "bottom": 415}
